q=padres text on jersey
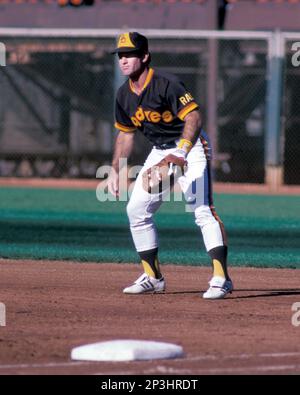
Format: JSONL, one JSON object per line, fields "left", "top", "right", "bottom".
{"left": 115, "top": 68, "right": 199, "bottom": 146}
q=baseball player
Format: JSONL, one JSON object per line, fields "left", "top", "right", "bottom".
{"left": 108, "top": 32, "right": 233, "bottom": 299}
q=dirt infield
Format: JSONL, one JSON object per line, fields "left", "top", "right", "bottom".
{"left": 0, "top": 177, "right": 299, "bottom": 195}
{"left": 0, "top": 259, "right": 300, "bottom": 375}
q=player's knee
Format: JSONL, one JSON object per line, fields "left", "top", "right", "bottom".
{"left": 194, "top": 205, "right": 217, "bottom": 228}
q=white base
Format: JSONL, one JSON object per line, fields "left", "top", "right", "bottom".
{"left": 71, "top": 339, "right": 184, "bottom": 362}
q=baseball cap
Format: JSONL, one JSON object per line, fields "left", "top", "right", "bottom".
{"left": 111, "top": 32, "right": 149, "bottom": 55}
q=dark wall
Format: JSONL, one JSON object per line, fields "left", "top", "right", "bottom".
{"left": 0, "top": 1, "right": 217, "bottom": 30}
{"left": 225, "top": 0, "right": 300, "bottom": 31}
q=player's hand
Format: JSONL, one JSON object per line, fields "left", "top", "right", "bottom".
{"left": 166, "top": 150, "right": 187, "bottom": 176}
{"left": 164, "top": 153, "right": 187, "bottom": 176}
{"left": 107, "top": 168, "right": 119, "bottom": 197}
{"left": 142, "top": 153, "right": 187, "bottom": 194}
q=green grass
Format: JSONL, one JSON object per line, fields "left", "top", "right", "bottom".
{"left": 0, "top": 187, "right": 299, "bottom": 268}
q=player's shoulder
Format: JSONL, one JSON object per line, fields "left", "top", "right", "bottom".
{"left": 153, "top": 69, "right": 183, "bottom": 86}
{"left": 116, "top": 79, "right": 130, "bottom": 101}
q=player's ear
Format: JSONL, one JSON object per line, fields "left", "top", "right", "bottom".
{"left": 142, "top": 53, "right": 151, "bottom": 66}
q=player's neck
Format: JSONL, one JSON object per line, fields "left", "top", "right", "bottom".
{"left": 130, "top": 67, "right": 150, "bottom": 95}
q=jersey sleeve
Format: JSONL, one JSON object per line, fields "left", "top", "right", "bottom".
{"left": 165, "top": 79, "right": 199, "bottom": 121}
{"left": 114, "top": 96, "right": 136, "bottom": 133}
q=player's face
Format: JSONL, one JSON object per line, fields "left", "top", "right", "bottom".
{"left": 118, "top": 52, "right": 143, "bottom": 77}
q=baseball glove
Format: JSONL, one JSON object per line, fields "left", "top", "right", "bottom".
{"left": 142, "top": 153, "right": 187, "bottom": 194}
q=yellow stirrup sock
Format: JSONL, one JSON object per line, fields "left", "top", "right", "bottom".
{"left": 212, "top": 259, "right": 226, "bottom": 279}
{"left": 139, "top": 248, "right": 162, "bottom": 279}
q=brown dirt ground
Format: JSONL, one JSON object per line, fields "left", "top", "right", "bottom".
{"left": 0, "top": 259, "right": 300, "bottom": 375}
{"left": 0, "top": 177, "right": 299, "bottom": 195}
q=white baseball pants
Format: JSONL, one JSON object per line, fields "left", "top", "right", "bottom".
{"left": 126, "top": 136, "right": 226, "bottom": 253}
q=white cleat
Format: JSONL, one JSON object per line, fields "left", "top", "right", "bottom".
{"left": 203, "top": 276, "right": 233, "bottom": 300}
{"left": 123, "top": 273, "right": 165, "bottom": 294}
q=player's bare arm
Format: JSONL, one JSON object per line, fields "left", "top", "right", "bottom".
{"left": 108, "top": 131, "right": 135, "bottom": 196}
{"left": 112, "top": 131, "right": 135, "bottom": 172}
{"left": 181, "top": 110, "right": 202, "bottom": 146}
{"left": 160, "top": 110, "right": 202, "bottom": 175}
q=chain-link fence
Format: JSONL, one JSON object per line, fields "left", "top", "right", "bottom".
{"left": 283, "top": 36, "right": 300, "bottom": 185}
{"left": 216, "top": 38, "right": 267, "bottom": 183}
{"left": 0, "top": 35, "right": 116, "bottom": 177}
{"left": 0, "top": 30, "right": 296, "bottom": 186}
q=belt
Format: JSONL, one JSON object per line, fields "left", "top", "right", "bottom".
{"left": 154, "top": 142, "right": 177, "bottom": 150}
